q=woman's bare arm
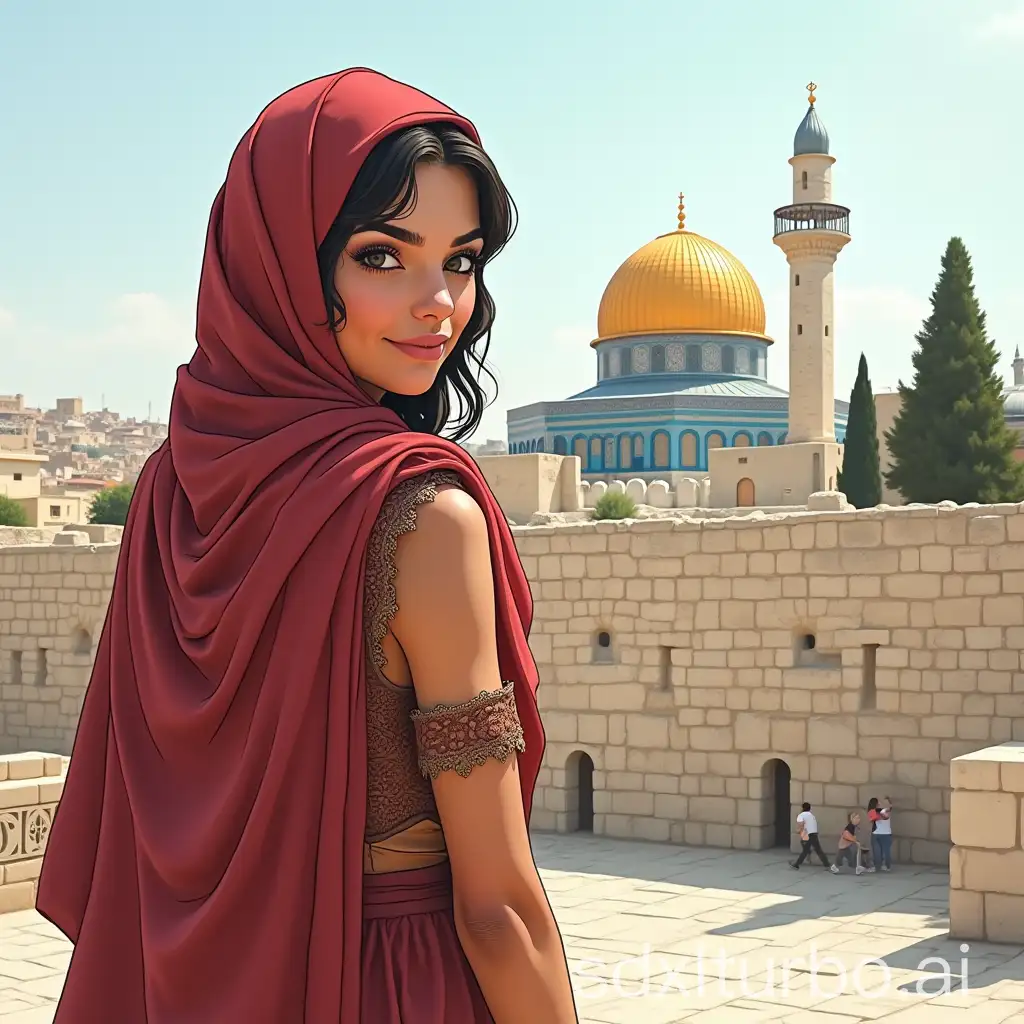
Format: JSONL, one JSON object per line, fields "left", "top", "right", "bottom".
{"left": 391, "top": 484, "right": 577, "bottom": 1024}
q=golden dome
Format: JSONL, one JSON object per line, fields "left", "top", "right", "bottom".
{"left": 594, "top": 195, "right": 771, "bottom": 346}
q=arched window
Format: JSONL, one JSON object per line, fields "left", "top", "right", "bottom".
{"left": 536, "top": 439, "right": 545, "bottom": 453}
{"left": 722, "top": 346, "right": 735, "bottom": 374}
{"left": 573, "top": 436, "right": 587, "bottom": 461}
{"left": 733, "top": 432, "right": 751, "bottom": 448}
{"left": 652, "top": 431, "right": 670, "bottom": 469}
{"left": 632, "top": 434, "right": 644, "bottom": 470}
{"left": 757, "top": 432, "right": 773, "bottom": 446}
{"left": 706, "top": 432, "right": 725, "bottom": 462}
{"left": 618, "top": 434, "right": 631, "bottom": 470}
{"left": 553, "top": 435, "right": 568, "bottom": 455}
{"left": 589, "top": 437, "right": 602, "bottom": 471}
{"left": 651, "top": 345, "right": 666, "bottom": 372}
{"left": 685, "top": 345, "right": 700, "bottom": 372}
{"left": 680, "top": 432, "right": 698, "bottom": 468}
{"left": 604, "top": 437, "right": 615, "bottom": 467}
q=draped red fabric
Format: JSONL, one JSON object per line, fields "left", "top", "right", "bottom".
{"left": 36, "top": 68, "right": 545, "bottom": 1023}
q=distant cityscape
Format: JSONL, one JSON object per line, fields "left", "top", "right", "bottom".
{"left": 0, "top": 393, "right": 167, "bottom": 528}
{"left": 0, "top": 390, "right": 509, "bottom": 530}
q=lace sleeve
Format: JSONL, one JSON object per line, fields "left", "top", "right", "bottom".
{"left": 410, "top": 682, "right": 526, "bottom": 780}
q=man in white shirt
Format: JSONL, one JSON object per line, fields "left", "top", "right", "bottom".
{"left": 791, "top": 802, "right": 832, "bottom": 869}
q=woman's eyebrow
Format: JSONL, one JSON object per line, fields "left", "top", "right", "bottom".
{"left": 355, "top": 223, "right": 483, "bottom": 247}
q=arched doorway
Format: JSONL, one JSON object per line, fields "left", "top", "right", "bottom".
{"left": 762, "top": 758, "right": 791, "bottom": 847}
{"left": 566, "top": 751, "right": 595, "bottom": 832}
{"left": 736, "top": 477, "right": 755, "bottom": 507}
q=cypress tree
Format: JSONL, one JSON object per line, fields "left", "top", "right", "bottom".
{"left": 837, "top": 353, "right": 882, "bottom": 508}
{"left": 885, "top": 237, "right": 1024, "bottom": 504}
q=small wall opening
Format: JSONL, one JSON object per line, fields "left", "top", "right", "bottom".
{"left": 659, "top": 646, "right": 672, "bottom": 691}
{"left": 593, "top": 629, "right": 614, "bottom": 664}
{"left": 861, "top": 643, "right": 879, "bottom": 710}
{"left": 566, "top": 751, "right": 595, "bottom": 833}
{"left": 72, "top": 628, "right": 92, "bottom": 656}
{"left": 812, "top": 451, "right": 822, "bottom": 492}
{"left": 797, "top": 324, "right": 803, "bottom": 335}
{"left": 35, "top": 647, "right": 49, "bottom": 687}
{"left": 794, "top": 629, "right": 841, "bottom": 668}
{"left": 762, "top": 758, "right": 792, "bottom": 848}
{"left": 11, "top": 651, "right": 22, "bottom": 686}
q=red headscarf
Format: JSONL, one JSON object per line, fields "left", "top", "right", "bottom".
{"left": 37, "top": 68, "right": 545, "bottom": 1022}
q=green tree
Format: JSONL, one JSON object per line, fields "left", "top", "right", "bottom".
{"left": 0, "top": 496, "right": 29, "bottom": 527}
{"left": 837, "top": 353, "right": 882, "bottom": 508}
{"left": 87, "top": 483, "right": 134, "bottom": 526}
{"left": 885, "top": 237, "right": 1024, "bottom": 504}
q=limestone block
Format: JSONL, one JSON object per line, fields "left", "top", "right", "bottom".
{"left": 689, "top": 796, "right": 736, "bottom": 825}
{"left": 770, "top": 718, "right": 806, "bottom": 753}
{"left": 624, "top": 715, "right": 669, "bottom": 749}
{"left": 960, "top": 849, "right": 1024, "bottom": 896}
{"left": 949, "top": 888, "right": 985, "bottom": 940}
{"left": 733, "top": 713, "right": 770, "bottom": 751}
{"left": 806, "top": 716, "right": 857, "bottom": 756}
{"left": 949, "top": 791, "right": 1018, "bottom": 849}
{"left": 985, "top": 893, "right": 1024, "bottom": 944}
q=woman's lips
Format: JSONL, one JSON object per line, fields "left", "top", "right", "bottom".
{"left": 387, "top": 335, "right": 448, "bottom": 362}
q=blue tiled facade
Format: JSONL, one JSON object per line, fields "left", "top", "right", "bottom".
{"left": 507, "top": 331, "right": 849, "bottom": 476}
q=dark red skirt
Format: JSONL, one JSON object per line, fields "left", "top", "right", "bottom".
{"left": 361, "top": 863, "right": 494, "bottom": 1022}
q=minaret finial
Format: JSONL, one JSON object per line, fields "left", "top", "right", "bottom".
{"left": 677, "top": 192, "right": 686, "bottom": 231}
{"left": 806, "top": 81, "right": 817, "bottom": 105}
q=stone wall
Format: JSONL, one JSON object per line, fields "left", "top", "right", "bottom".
{"left": 4, "top": 501, "right": 1024, "bottom": 872}
{"left": 0, "top": 541, "right": 118, "bottom": 755}
{"left": 0, "top": 751, "right": 66, "bottom": 912}
{"left": 520, "top": 500, "right": 1024, "bottom": 866}
{"left": 949, "top": 742, "right": 1024, "bottom": 943}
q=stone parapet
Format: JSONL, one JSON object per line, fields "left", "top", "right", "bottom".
{"left": 516, "top": 500, "right": 1024, "bottom": 864}
{"left": 949, "top": 742, "right": 1024, "bottom": 944}
{"left": 0, "top": 750, "right": 66, "bottom": 913}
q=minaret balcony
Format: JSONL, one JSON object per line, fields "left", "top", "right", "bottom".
{"left": 773, "top": 203, "right": 850, "bottom": 238}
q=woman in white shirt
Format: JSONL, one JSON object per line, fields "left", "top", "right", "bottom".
{"left": 867, "top": 797, "right": 894, "bottom": 871}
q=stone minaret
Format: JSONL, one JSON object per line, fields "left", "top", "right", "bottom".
{"left": 773, "top": 83, "right": 851, "bottom": 443}
{"left": 1013, "top": 346, "right": 1023, "bottom": 388}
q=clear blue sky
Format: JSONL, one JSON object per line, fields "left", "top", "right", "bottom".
{"left": 2, "top": 1, "right": 1022, "bottom": 440}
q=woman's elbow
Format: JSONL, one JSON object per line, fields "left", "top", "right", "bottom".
{"left": 456, "top": 903, "right": 522, "bottom": 951}
{"left": 455, "top": 888, "right": 554, "bottom": 952}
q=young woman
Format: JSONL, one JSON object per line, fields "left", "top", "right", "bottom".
{"left": 37, "top": 69, "right": 577, "bottom": 1023}
{"left": 868, "top": 796, "right": 894, "bottom": 871}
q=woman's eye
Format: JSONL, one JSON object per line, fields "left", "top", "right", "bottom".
{"left": 360, "top": 250, "right": 401, "bottom": 270}
{"left": 446, "top": 254, "right": 476, "bottom": 274}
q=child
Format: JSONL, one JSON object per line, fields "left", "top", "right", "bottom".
{"left": 831, "top": 812, "right": 865, "bottom": 875}
{"left": 792, "top": 802, "right": 831, "bottom": 869}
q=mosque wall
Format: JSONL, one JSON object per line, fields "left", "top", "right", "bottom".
{"left": 4, "top": 500, "right": 1024, "bottom": 875}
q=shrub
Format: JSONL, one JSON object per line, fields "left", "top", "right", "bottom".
{"left": 591, "top": 491, "right": 637, "bottom": 521}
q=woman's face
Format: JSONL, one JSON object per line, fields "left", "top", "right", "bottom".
{"left": 332, "top": 161, "right": 483, "bottom": 400}
{"left": 851, "top": 813, "right": 861, "bottom": 825}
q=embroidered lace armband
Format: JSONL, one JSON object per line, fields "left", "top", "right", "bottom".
{"left": 410, "top": 682, "right": 526, "bottom": 780}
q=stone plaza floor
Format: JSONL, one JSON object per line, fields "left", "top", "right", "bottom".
{"left": 2, "top": 833, "right": 1023, "bottom": 1022}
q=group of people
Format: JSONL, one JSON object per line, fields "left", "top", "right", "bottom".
{"left": 792, "top": 798, "right": 894, "bottom": 875}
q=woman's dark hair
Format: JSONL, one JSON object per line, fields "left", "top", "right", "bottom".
{"left": 801, "top": 802, "right": 811, "bottom": 812}
{"left": 317, "top": 122, "right": 516, "bottom": 441}
{"left": 867, "top": 797, "right": 879, "bottom": 811}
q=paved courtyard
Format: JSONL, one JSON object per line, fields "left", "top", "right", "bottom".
{"left": 2, "top": 833, "right": 1023, "bottom": 1022}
